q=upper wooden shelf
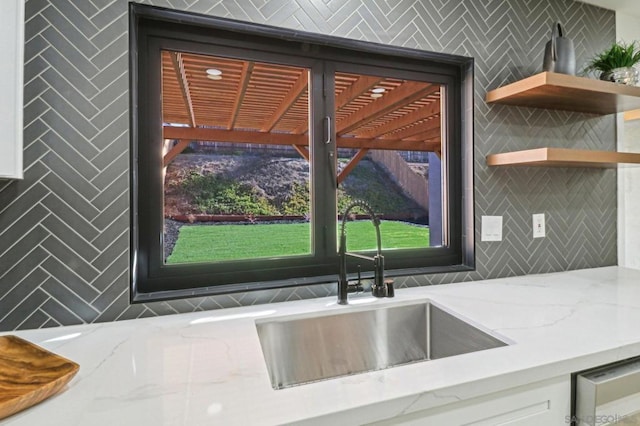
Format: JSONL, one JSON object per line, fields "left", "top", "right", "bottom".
{"left": 486, "top": 72, "right": 640, "bottom": 115}
{"left": 486, "top": 148, "right": 640, "bottom": 168}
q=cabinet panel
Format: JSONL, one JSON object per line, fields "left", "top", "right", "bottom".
{"left": 369, "top": 376, "right": 570, "bottom": 426}
{"left": 0, "top": 0, "right": 24, "bottom": 179}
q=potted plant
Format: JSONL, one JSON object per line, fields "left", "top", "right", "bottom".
{"left": 584, "top": 41, "right": 640, "bottom": 84}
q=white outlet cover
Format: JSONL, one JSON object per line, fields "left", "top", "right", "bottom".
{"left": 481, "top": 216, "right": 502, "bottom": 241}
{"left": 533, "top": 213, "right": 546, "bottom": 238}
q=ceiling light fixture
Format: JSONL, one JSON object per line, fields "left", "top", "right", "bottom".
{"left": 371, "top": 87, "right": 385, "bottom": 93}
{"left": 370, "top": 93, "right": 383, "bottom": 98}
{"left": 207, "top": 75, "right": 222, "bottom": 80}
{"left": 206, "top": 68, "right": 222, "bottom": 76}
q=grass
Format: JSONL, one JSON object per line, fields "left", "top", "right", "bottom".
{"left": 166, "top": 221, "right": 430, "bottom": 264}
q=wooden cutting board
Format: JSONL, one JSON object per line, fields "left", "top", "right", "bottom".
{"left": 0, "top": 335, "right": 79, "bottom": 419}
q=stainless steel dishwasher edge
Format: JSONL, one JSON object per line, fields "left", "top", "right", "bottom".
{"left": 574, "top": 356, "right": 640, "bottom": 426}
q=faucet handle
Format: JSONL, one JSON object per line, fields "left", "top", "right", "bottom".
{"left": 385, "top": 279, "right": 394, "bottom": 297}
{"left": 372, "top": 278, "right": 395, "bottom": 298}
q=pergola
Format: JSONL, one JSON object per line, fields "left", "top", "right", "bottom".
{"left": 161, "top": 51, "right": 442, "bottom": 182}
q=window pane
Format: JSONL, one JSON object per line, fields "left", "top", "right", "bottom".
{"left": 334, "top": 72, "right": 443, "bottom": 252}
{"left": 161, "top": 51, "right": 311, "bottom": 264}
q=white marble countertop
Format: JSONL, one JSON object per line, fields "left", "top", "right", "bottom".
{"left": 4, "top": 266, "right": 640, "bottom": 425}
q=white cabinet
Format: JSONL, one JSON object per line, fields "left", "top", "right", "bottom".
{"left": 0, "top": 0, "right": 24, "bottom": 179}
{"left": 370, "top": 376, "right": 571, "bottom": 426}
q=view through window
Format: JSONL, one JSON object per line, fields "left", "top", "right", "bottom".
{"left": 161, "top": 53, "right": 444, "bottom": 264}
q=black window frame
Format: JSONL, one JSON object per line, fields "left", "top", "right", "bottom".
{"left": 129, "top": 4, "right": 475, "bottom": 303}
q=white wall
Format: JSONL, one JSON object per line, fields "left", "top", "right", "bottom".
{"left": 617, "top": 13, "right": 640, "bottom": 269}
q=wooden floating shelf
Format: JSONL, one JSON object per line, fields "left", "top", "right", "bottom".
{"left": 486, "top": 148, "right": 640, "bottom": 168}
{"left": 624, "top": 109, "right": 640, "bottom": 121}
{"left": 486, "top": 72, "right": 640, "bottom": 115}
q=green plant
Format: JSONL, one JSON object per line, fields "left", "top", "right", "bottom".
{"left": 585, "top": 41, "right": 640, "bottom": 75}
{"left": 281, "top": 182, "right": 310, "bottom": 215}
{"left": 182, "top": 172, "right": 278, "bottom": 215}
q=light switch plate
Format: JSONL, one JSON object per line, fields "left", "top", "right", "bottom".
{"left": 533, "top": 213, "right": 545, "bottom": 238}
{"left": 481, "top": 216, "right": 502, "bottom": 241}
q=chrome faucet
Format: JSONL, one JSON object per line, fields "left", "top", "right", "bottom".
{"left": 337, "top": 200, "right": 394, "bottom": 305}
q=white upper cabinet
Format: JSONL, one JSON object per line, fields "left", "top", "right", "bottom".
{"left": 0, "top": 0, "right": 24, "bottom": 179}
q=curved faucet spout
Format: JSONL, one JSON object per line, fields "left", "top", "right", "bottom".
{"left": 339, "top": 200, "right": 382, "bottom": 257}
{"left": 337, "top": 200, "right": 392, "bottom": 304}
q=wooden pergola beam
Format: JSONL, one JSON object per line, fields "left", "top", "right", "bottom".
{"left": 384, "top": 117, "right": 441, "bottom": 140}
{"left": 336, "top": 82, "right": 440, "bottom": 135}
{"left": 337, "top": 148, "right": 369, "bottom": 185}
{"left": 164, "top": 140, "right": 191, "bottom": 167}
{"left": 261, "top": 71, "right": 308, "bottom": 132}
{"left": 335, "top": 75, "right": 382, "bottom": 110}
{"left": 228, "top": 61, "right": 254, "bottom": 130}
{"left": 360, "top": 101, "right": 440, "bottom": 139}
{"left": 163, "top": 126, "right": 439, "bottom": 152}
{"left": 170, "top": 52, "right": 196, "bottom": 128}
{"left": 292, "top": 144, "right": 310, "bottom": 161}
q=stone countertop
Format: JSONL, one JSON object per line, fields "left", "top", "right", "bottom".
{"left": 3, "top": 266, "right": 640, "bottom": 425}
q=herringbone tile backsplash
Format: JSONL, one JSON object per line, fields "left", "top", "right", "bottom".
{"left": 0, "top": 0, "right": 616, "bottom": 330}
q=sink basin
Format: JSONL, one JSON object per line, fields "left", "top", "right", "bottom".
{"left": 256, "top": 300, "right": 508, "bottom": 389}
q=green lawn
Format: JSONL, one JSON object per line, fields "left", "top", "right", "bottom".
{"left": 166, "top": 221, "right": 429, "bottom": 264}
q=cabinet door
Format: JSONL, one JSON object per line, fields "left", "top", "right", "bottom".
{"left": 370, "top": 376, "right": 570, "bottom": 426}
{"left": 0, "top": 0, "right": 24, "bottom": 179}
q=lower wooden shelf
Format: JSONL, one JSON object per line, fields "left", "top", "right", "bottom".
{"left": 486, "top": 148, "right": 640, "bottom": 168}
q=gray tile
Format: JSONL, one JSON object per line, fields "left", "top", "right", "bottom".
{"left": 91, "top": 209, "right": 128, "bottom": 251}
{"left": 0, "top": 226, "right": 49, "bottom": 279}
{"left": 41, "top": 193, "right": 100, "bottom": 241}
{"left": 41, "top": 26, "right": 99, "bottom": 76}
{"left": 40, "top": 47, "right": 100, "bottom": 98}
{"left": 91, "top": 90, "right": 128, "bottom": 130}
{"left": 73, "top": 0, "right": 100, "bottom": 17}
{"left": 42, "top": 4, "right": 99, "bottom": 56}
{"left": 41, "top": 172, "right": 101, "bottom": 220}
{"left": 24, "top": 34, "right": 50, "bottom": 64}
{"left": 41, "top": 256, "right": 100, "bottom": 302}
{"left": 24, "top": 98, "right": 50, "bottom": 127}
{"left": 91, "top": 231, "right": 128, "bottom": 271}
{"left": 90, "top": 0, "right": 127, "bottom": 31}
{"left": 41, "top": 67, "right": 100, "bottom": 118}
{"left": 41, "top": 214, "right": 100, "bottom": 259}
{"left": 90, "top": 12, "right": 127, "bottom": 50}
{"left": 41, "top": 131, "right": 101, "bottom": 179}
{"left": 91, "top": 170, "right": 127, "bottom": 210}
{"left": 49, "top": 0, "right": 100, "bottom": 38}
{"left": 17, "top": 309, "right": 51, "bottom": 331}
{"left": 25, "top": 14, "right": 50, "bottom": 42}
{"left": 92, "top": 288, "right": 129, "bottom": 323}
{"left": 24, "top": 56, "right": 49, "bottom": 86}
{"left": 1, "top": 289, "right": 49, "bottom": 331}
{"left": 0, "top": 205, "right": 49, "bottom": 256}
{"left": 91, "top": 270, "right": 127, "bottom": 310}
{"left": 91, "top": 152, "right": 128, "bottom": 193}
{"left": 91, "top": 190, "right": 127, "bottom": 230}
{"left": 0, "top": 259, "right": 49, "bottom": 321}
{"left": 41, "top": 235, "right": 100, "bottom": 282}
{"left": 90, "top": 253, "right": 127, "bottom": 293}
{"left": 90, "top": 32, "right": 127, "bottom": 71}
{"left": 41, "top": 110, "right": 100, "bottom": 158}
{"left": 42, "top": 276, "right": 100, "bottom": 322}
{"left": 40, "top": 298, "right": 85, "bottom": 325}
{"left": 90, "top": 52, "right": 127, "bottom": 93}
{"left": 90, "top": 124, "right": 128, "bottom": 167}
{"left": 40, "top": 90, "right": 99, "bottom": 140}
{"left": 42, "top": 151, "right": 100, "bottom": 200}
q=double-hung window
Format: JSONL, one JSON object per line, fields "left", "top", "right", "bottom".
{"left": 130, "top": 5, "right": 474, "bottom": 302}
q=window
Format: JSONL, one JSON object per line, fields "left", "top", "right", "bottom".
{"left": 130, "top": 4, "right": 474, "bottom": 302}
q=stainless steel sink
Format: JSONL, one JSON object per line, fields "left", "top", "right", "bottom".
{"left": 256, "top": 300, "right": 508, "bottom": 389}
